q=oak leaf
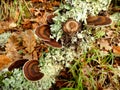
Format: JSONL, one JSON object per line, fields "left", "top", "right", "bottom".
{"left": 22, "top": 30, "right": 36, "bottom": 53}
{"left": 113, "top": 46, "right": 120, "bottom": 55}
{"left": 97, "top": 39, "right": 112, "bottom": 51}
{"left": 5, "top": 33, "right": 22, "bottom": 61}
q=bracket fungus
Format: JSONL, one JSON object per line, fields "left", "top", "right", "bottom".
{"left": 62, "top": 19, "right": 80, "bottom": 35}
{"left": 86, "top": 16, "right": 112, "bottom": 26}
{"left": 23, "top": 60, "right": 44, "bottom": 81}
{"left": 35, "top": 24, "right": 51, "bottom": 41}
{"left": 8, "top": 59, "right": 28, "bottom": 71}
{"left": 44, "top": 39, "right": 62, "bottom": 48}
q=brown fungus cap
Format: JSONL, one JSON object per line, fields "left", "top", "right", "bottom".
{"left": 35, "top": 24, "right": 51, "bottom": 41}
{"left": 44, "top": 39, "right": 62, "bottom": 48}
{"left": 86, "top": 16, "right": 112, "bottom": 26}
{"left": 8, "top": 59, "right": 28, "bottom": 71}
{"left": 23, "top": 60, "right": 44, "bottom": 81}
{"left": 62, "top": 19, "right": 80, "bottom": 35}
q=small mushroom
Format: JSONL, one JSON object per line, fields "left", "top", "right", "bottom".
{"left": 62, "top": 19, "right": 80, "bottom": 35}
{"left": 86, "top": 16, "right": 112, "bottom": 26}
{"left": 35, "top": 24, "right": 51, "bottom": 41}
{"left": 23, "top": 60, "right": 44, "bottom": 81}
{"left": 8, "top": 59, "right": 28, "bottom": 71}
{"left": 44, "top": 39, "right": 62, "bottom": 48}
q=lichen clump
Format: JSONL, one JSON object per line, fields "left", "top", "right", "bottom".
{"left": 0, "top": 32, "right": 11, "bottom": 47}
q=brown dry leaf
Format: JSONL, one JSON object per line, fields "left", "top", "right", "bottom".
{"left": 0, "top": 29, "right": 5, "bottom": 34}
{"left": 32, "top": 50, "right": 38, "bottom": 60}
{"left": 5, "top": 34, "right": 22, "bottom": 60}
{"left": 44, "top": 3, "right": 54, "bottom": 11}
{"left": 22, "top": 19, "right": 32, "bottom": 29}
{"left": 22, "top": 30, "right": 36, "bottom": 53}
{"left": 0, "top": 21, "right": 10, "bottom": 30}
{"left": 31, "top": 10, "right": 47, "bottom": 24}
{"left": 52, "top": 1, "right": 60, "bottom": 7}
{"left": 112, "top": 46, "right": 120, "bottom": 55}
{"left": 0, "top": 55, "right": 12, "bottom": 70}
{"left": 23, "top": 54, "right": 33, "bottom": 60}
{"left": 97, "top": 39, "right": 112, "bottom": 51}
{"left": 32, "top": 23, "right": 39, "bottom": 30}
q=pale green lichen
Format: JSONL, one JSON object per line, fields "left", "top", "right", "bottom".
{"left": 0, "top": 32, "right": 11, "bottom": 47}
{"left": 36, "top": 63, "right": 62, "bottom": 90}
{"left": 2, "top": 69, "right": 38, "bottom": 90}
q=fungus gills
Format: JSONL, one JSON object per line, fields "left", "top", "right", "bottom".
{"left": 8, "top": 59, "right": 28, "bottom": 71}
{"left": 35, "top": 24, "right": 51, "bottom": 41}
{"left": 86, "top": 16, "right": 112, "bottom": 26}
{"left": 63, "top": 19, "right": 80, "bottom": 35}
{"left": 23, "top": 60, "right": 44, "bottom": 81}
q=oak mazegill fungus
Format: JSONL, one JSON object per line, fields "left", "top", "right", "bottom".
{"left": 35, "top": 24, "right": 62, "bottom": 48}
{"left": 35, "top": 24, "right": 51, "bottom": 41}
{"left": 62, "top": 19, "right": 81, "bottom": 35}
{"left": 8, "top": 59, "right": 28, "bottom": 71}
{"left": 23, "top": 60, "right": 44, "bottom": 81}
{"left": 86, "top": 16, "right": 112, "bottom": 26}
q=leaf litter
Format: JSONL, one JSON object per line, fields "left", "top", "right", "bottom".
{"left": 0, "top": 0, "right": 120, "bottom": 90}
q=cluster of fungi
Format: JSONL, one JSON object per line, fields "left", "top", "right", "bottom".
{"left": 7, "top": 14, "right": 112, "bottom": 82}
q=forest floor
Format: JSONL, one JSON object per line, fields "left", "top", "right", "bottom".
{"left": 0, "top": 0, "right": 120, "bottom": 90}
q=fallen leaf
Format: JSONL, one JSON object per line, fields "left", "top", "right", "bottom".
{"left": 32, "top": 50, "right": 38, "bottom": 60}
{"left": 23, "top": 54, "right": 33, "bottom": 60}
{"left": 22, "top": 19, "right": 32, "bottom": 29}
{"left": 112, "top": 46, "right": 120, "bottom": 55}
{"left": 5, "top": 34, "right": 22, "bottom": 60}
{"left": 97, "top": 39, "right": 112, "bottom": 51}
{"left": 0, "top": 29, "right": 5, "bottom": 34}
{"left": 22, "top": 30, "right": 36, "bottom": 53}
{"left": 31, "top": 10, "right": 47, "bottom": 24}
{"left": 0, "top": 55, "right": 12, "bottom": 70}
{"left": 52, "top": 1, "right": 60, "bottom": 7}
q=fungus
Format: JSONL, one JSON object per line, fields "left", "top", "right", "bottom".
{"left": 44, "top": 39, "right": 62, "bottom": 48}
{"left": 23, "top": 60, "right": 44, "bottom": 81}
{"left": 35, "top": 24, "right": 51, "bottom": 41}
{"left": 62, "top": 19, "right": 80, "bottom": 35}
{"left": 8, "top": 59, "right": 28, "bottom": 71}
{"left": 86, "top": 16, "right": 112, "bottom": 26}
